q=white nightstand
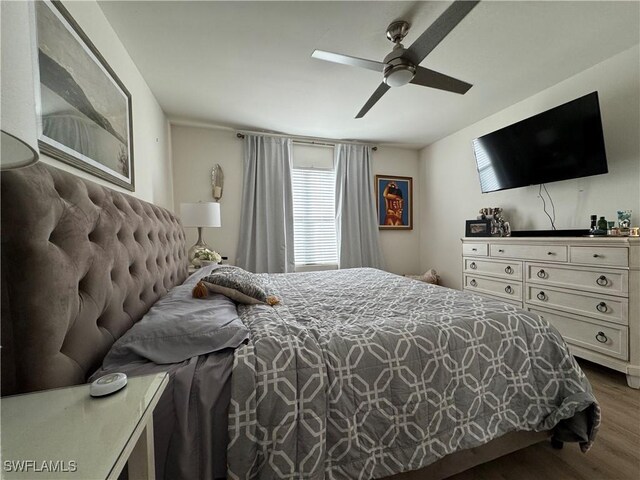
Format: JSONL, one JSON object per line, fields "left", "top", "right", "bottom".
{"left": 1, "top": 373, "right": 168, "bottom": 479}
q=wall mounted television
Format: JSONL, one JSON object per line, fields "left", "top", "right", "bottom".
{"left": 472, "top": 92, "right": 608, "bottom": 193}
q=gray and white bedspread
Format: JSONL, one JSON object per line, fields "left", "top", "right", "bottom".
{"left": 228, "top": 268, "right": 599, "bottom": 480}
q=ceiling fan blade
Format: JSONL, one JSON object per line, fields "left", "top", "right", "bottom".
{"left": 312, "top": 50, "right": 385, "bottom": 73}
{"left": 410, "top": 67, "right": 472, "bottom": 94}
{"left": 406, "top": 0, "right": 479, "bottom": 65}
{"left": 355, "top": 83, "right": 390, "bottom": 118}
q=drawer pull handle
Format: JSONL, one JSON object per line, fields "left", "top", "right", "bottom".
{"left": 547, "top": 251, "right": 555, "bottom": 256}
{"left": 505, "top": 266, "right": 513, "bottom": 274}
{"left": 596, "top": 275, "right": 608, "bottom": 286}
{"left": 595, "top": 331, "right": 608, "bottom": 344}
{"left": 593, "top": 254, "right": 600, "bottom": 258}
{"left": 470, "top": 279, "right": 477, "bottom": 287}
{"left": 537, "top": 269, "right": 546, "bottom": 279}
{"left": 471, "top": 248, "right": 477, "bottom": 251}
{"left": 470, "top": 262, "right": 477, "bottom": 269}
{"left": 498, "top": 249, "right": 505, "bottom": 253}
{"left": 537, "top": 291, "right": 547, "bottom": 301}
{"left": 505, "top": 285, "right": 513, "bottom": 294}
{"left": 596, "top": 302, "right": 608, "bottom": 313}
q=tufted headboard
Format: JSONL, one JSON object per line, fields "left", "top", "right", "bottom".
{"left": 1, "top": 164, "right": 188, "bottom": 395}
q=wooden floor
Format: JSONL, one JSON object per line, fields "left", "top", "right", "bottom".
{"left": 449, "top": 360, "right": 640, "bottom": 480}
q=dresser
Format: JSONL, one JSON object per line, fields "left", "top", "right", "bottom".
{"left": 461, "top": 237, "right": 640, "bottom": 388}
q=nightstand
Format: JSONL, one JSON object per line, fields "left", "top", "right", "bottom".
{"left": 1, "top": 373, "right": 168, "bottom": 479}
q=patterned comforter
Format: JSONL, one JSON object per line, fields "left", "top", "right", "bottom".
{"left": 228, "top": 268, "right": 599, "bottom": 479}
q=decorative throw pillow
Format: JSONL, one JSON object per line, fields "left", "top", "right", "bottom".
{"left": 192, "top": 266, "right": 279, "bottom": 305}
{"left": 405, "top": 268, "right": 440, "bottom": 285}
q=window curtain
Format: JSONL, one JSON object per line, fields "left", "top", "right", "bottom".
{"left": 334, "top": 143, "right": 384, "bottom": 269}
{"left": 236, "top": 135, "right": 295, "bottom": 273}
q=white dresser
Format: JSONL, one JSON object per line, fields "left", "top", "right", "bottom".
{"left": 461, "top": 236, "right": 640, "bottom": 388}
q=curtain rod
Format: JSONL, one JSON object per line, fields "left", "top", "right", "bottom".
{"left": 236, "top": 132, "right": 377, "bottom": 151}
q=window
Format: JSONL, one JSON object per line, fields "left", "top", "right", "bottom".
{"left": 292, "top": 165, "right": 338, "bottom": 267}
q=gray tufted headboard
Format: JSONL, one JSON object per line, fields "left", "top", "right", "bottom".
{"left": 1, "top": 164, "right": 188, "bottom": 395}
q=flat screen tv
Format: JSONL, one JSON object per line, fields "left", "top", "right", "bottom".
{"left": 472, "top": 92, "right": 608, "bottom": 193}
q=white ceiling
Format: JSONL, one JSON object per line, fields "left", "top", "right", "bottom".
{"left": 98, "top": 1, "right": 639, "bottom": 149}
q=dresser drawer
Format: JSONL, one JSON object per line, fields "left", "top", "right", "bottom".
{"left": 526, "top": 263, "right": 628, "bottom": 297}
{"left": 570, "top": 246, "right": 628, "bottom": 267}
{"left": 526, "top": 285, "right": 628, "bottom": 325}
{"left": 463, "top": 243, "right": 488, "bottom": 256}
{"left": 464, "top": 274, "right": 522, "bottom": 301}
{"left": 464, "top": 258, "right": 522, "bottom": 280}
{"left": 490, "top": 243, "right": 567, "bottom": 262}
{"left": 530, "top": 307, "right": 628, "bottom": 361}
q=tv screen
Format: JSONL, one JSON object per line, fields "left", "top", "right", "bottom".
{"left": 472, "top": 92, "right": 608, "bottom": 193}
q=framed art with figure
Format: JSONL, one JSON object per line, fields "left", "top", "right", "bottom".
{"left": 375, "top": 175, "right": 413, "bottom": 230}
{"left": 34, "top": 0, "right": 135, "bottom": 191}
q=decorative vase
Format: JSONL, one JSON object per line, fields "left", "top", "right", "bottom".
{"left": 597, "top": 216, "right": 608, "bottom": 231}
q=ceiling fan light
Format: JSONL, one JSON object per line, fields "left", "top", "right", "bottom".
{"left": 384, "top": 64, "right": 415, "bottom": 87}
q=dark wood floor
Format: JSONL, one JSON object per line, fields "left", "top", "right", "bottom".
{"left": 449, "top": 360, "right": 640, "bottom": 480}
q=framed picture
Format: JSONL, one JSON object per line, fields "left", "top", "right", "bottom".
{"left": 465, "top": 219, "right": 492, "bottom": 237}
{"left": 375, "top": 175, "right": 413, "bottom": 230}
{"left": 34, "top": 0, "right": 135, "bottom": 191}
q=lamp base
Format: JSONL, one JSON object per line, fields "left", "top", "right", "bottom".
{"left": 188, "top": 227, "right": 213, "bottom": 267}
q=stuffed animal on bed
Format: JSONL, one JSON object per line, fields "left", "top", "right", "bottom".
{"left": 405, "top": 268, "right": 440, "bottom": 285}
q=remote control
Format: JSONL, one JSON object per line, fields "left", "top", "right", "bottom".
{"left": 90, "top": 373, "right": 127, "bottom": 397}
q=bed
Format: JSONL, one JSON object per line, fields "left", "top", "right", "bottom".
{"left": 1, "top": 164, "right": 599, "bottom": 480}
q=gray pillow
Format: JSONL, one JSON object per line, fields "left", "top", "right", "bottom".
{"left": 195, "top": 266, "right": 279, "bottom": 305}
{"left": 102, "top": 271, "right": 249, "bottom": 367}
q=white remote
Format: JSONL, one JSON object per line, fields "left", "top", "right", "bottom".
{"left": 90, "top": 373, "right": 127, "bottom": 397}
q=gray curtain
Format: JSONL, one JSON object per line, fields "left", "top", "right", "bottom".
{"left": 236, "top": 135, "right": 295, "bottom": 273}
{"left": 334, "top": 143, "right": 384, "bottom": 269}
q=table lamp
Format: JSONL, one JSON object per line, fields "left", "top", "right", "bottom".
{"left": 1, "top": 0, "right": 40, "bottom": 170}
{"left": 180, "top": 202, "right": 221, "bottom": 266}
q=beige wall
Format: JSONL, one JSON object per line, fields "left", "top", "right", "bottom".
{"left": 419, "top": 45, "right": 640, "bottom": 289}
{"left": 373, "top": 146, "right": 421, "bottom": 275}
{"left": 171, "top": 126, "right": 243, "bottom": 265}
{"left": 170, "top": 125, "right": 422, "bottom": 275}
{"left": 4, "top": 1, "right": 173, "bottom": 209}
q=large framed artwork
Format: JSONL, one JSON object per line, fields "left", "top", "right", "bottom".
{"left": 375, "top": 175, "right": 413, "bottom": 230}
{"left": 34, "top": 0, "right": 135, "bottom": 191}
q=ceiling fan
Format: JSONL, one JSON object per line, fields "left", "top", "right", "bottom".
{"left": 312, "top": 0, "right": 479, "bottom": 118}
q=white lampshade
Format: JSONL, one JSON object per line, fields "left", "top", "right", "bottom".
{"left": 180, "top": 202, "right": 221, "bottom": 227}
{"left": 1, "top": 0, "right": 40, "bottom": 170}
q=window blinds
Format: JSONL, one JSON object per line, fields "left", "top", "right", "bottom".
{"left": 292, "top": 168, "right": 338, "bottom": 265}
{"left": 473, "top": 140, "right": 500, "bottom": 193}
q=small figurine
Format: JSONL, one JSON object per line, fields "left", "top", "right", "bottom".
{"left": 478, "top": 207, "right": 510, "bottom": 236}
